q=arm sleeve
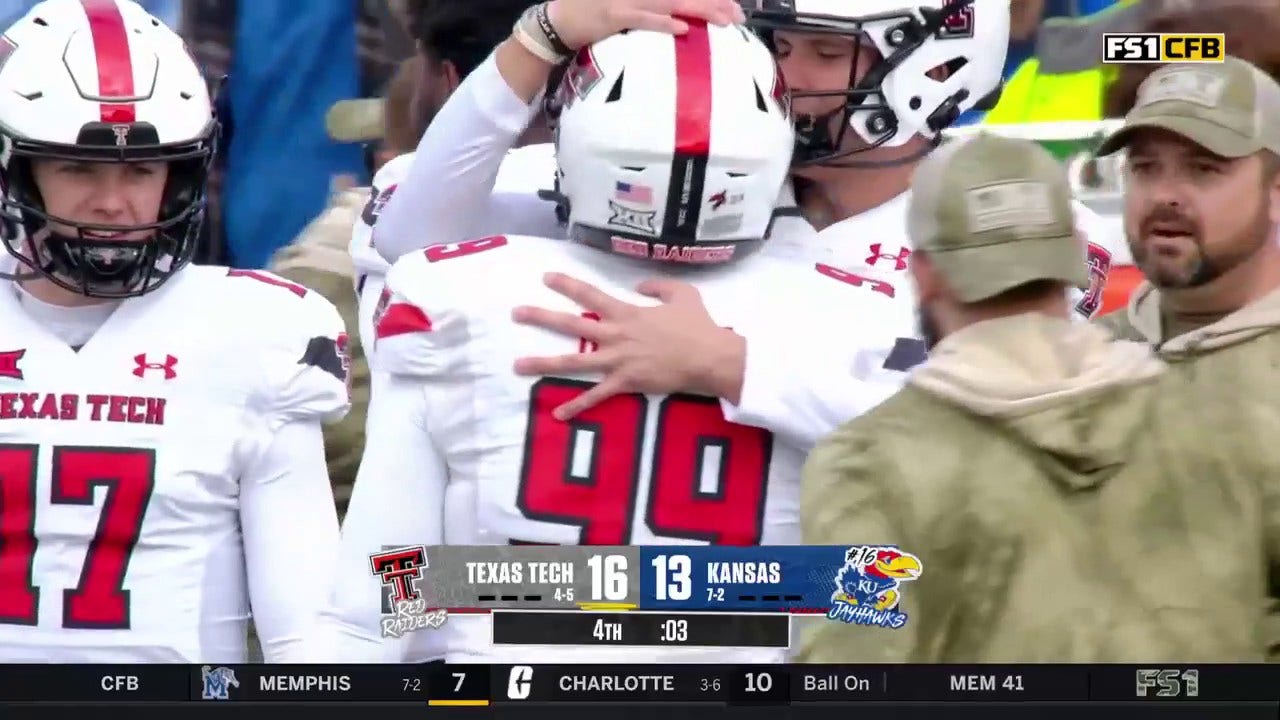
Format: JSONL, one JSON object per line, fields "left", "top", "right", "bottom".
{"left": 796, "top": 429, "right": 918, "bottom": 663}
{"left": 723, "top": 331, "right": 917, "bottom": 450}
{"left": 318, "top": 372, "right": 450, "bottom": 662}
{"left": 374, "top": 51, "right": 542, "bottom": 263}
{"left": 241, "top": 418, "right": 342, "bottom": 663}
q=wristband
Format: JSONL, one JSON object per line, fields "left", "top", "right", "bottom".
{"left": 513, "top": 2, "right": 575, "bottom": 64}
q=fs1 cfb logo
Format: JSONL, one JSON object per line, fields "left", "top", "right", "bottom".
{"left": 1103, "top": 34, "right": 1224, "bottom": 64}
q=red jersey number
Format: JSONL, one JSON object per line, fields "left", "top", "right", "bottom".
{"left": 0, "top": 445, "right": 155, "bottom": 629}
{"left": 815, "top": 263, "right": 896, "bottom": 298}
{"left": 424, "top": 236, "right": 509, "bottom": 263}
{"left": 516, "top": 378, "right": 771, "bottom": 545}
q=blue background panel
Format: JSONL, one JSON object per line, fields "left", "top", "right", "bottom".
{"left": 638, "top": 546, "right": 853, "bottom": 611}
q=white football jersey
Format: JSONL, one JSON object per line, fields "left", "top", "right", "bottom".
{"left": 778, "top": 191, "right": 1127, "bottom": 321}
{"left": 339, "top": 235, "right": 910, "bottom": 664}
{"left": 0, "top": 266, "right": 348, "bottom": 662}
{"left": 351, "top": 146, "right": 561, "bottom": 352}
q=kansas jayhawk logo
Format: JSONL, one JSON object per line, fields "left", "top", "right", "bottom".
{"left": 828, "top": 545, "right": 923, "bottom": 628}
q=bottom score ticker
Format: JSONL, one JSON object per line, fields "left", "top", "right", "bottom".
{"left": 0, "top": 664, "right": 1266, "bottom": 705}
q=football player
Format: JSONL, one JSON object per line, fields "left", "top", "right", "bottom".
{"left": 351, "top": 0, "right": 552, "bottom": 355}
{"left": 368, "top": 0, "right": 1125, "bottom": 446}
{"left": 322, "top": 20, "right": 910, "bottom": 663}
{"left": 0, "top": 0, "right": 347, "bottom": 662}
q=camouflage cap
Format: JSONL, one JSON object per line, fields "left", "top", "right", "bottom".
{"left": 1097, "top": 55, "right": 1280, "bottom": 158}
{"left": 908, "top": 133, "right": 1088, "bottom": 303}
{"left": 325, "top": 98, "right": 385, "bottom": 143}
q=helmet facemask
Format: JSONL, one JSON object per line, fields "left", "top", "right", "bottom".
{"left": 747, "top": 0, "right": 997, "bottom": 168}
{"left": 0, "top": 127, "right": 216, "bottom": 299}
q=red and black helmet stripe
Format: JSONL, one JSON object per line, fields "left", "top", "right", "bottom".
{"left": 661, "top": 19, "right": 713, "bottom": 240}
{"left": 80, "top": 0, "right": 136, "bottom": 123}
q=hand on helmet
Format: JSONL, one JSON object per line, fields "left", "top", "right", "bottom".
{"left": 546, "top": 0, "right": 745, "bottom": 51}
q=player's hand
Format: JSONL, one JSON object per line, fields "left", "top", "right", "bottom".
{"left": 546, "top": 0, "right": 745, "bottom": 51}
{"left": 512, "top": 273, "right": 746, "bottom": 420}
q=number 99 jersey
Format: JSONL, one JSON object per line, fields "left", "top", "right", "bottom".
{"left": 358, "top": 233, "right": 910, "bottom": 663}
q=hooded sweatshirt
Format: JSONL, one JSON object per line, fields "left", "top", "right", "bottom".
{"left": 1097, "top": 281, "right": 1280, "bottom": 658}
{"left": 798, "top": 313, "right": 1272, "bottom": 662}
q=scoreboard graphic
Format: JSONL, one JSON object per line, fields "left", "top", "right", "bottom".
{"left": 384, "top": 545, "right": 857, "bottom": 613}
{"left": 363, "top": 544, "right": 926, "bottom": 650}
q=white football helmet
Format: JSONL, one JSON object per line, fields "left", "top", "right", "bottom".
{"left": 0, "top": 0, "right": 216, "bottom": 298}
{"left": 550, "top": 21, "right": 795, "bottom": 264}
{"left": 747, "top": 0, "right": 1010, "bottom": 165}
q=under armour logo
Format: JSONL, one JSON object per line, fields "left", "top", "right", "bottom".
{"left": 111, "top": 124, "right": 130, "bottom": 146}
{"left": 133, "top": 354, "right": 177, "bottom": 379}
{"left": 0, "top": 349, "right": 24, "bottom": 379}
{"left": 865, "top": 243, "right": 911, "bottom": 271}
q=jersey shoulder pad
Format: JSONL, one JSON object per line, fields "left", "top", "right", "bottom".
{"left": 360, "top": 153, "right": 415, "bottom": 255}
{"left": 373, "top": 235, "right": 531, "bottom": 377}
{"left": 214, "top": 267, "right": 352, "bottom": 428}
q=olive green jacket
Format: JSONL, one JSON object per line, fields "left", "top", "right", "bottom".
{"left": 799, "top": 313, "right": 1273, "bottom": 662}
{"left": 1097, "top": 281, "right": 1280, "bottom": 659}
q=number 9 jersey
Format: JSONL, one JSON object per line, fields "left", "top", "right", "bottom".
{"left": 324, "top": 233, "right": 913, "bottom": 664}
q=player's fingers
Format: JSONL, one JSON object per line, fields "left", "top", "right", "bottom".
{"left": 511, "top": 305, "right": 605, "bottom": 339}
{"left": 617, "top": 8, "right": 689, "bottom": 35}
{"left": 664, "top": 0, "right": 744, "bottom": 24}
{"left": 636, "top": 277, "right": 700, "bottom": 303}
{"left": 513, "top": 350, "right": 615, "bottom": 377}
{"left": 544, "top": 272, "right": 631, "bottom": 317}
{"left": 554, "top": 376, "right": 627, "bottom": 420}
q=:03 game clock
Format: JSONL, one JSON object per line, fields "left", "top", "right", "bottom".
{"left": 491, "top": 611, "right": 790, "bottom": 648}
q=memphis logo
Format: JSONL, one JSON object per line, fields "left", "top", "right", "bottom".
{"left": 828, "top": 545, "right": 923, "bottom": 628}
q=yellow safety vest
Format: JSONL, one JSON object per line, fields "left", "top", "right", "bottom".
{"left": 984, "top": 0, "right": 1141, "bottom": 124}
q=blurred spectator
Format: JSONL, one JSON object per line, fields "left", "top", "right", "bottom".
{"left": 956, "top": 0, "right": 1122, "bottom": 125}
{"left": 1104, "top": 0, "right": 1280, "bottom": 117}
{"left": 1007, "top": 0, "right": 1120, "bottom": 80}
{"left": 266, "top": 56, "right": 423, "bottom": 520}
{"left": 983, "top": 0, "right": 1143, "bottom": 124}
{"left": 221, "top": 2, "right": 365, "bottom": 270}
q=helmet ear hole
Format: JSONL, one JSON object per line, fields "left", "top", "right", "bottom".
{"left": 604, "top": 72, "right": 624, "bottom": 103}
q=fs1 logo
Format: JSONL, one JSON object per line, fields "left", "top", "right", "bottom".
{"left": 507, "top": 666, "right": 533, "bottom": 700}
{"left": 1135, "top": 669, "right": 1200, "bottom": 698}
{"left": 1103, "top": 33, "right": 1224, "bottom": 64}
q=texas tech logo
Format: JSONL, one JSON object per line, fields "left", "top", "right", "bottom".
{"left": 937, "top": 0, "right": 975, "bottom": 39}
{"left": 369, "top": 545, "right": 447, "bottom": 638}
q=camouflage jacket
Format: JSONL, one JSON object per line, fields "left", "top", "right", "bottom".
{"left": 799, "top": 314, "right": 1272, "bottom": 662}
